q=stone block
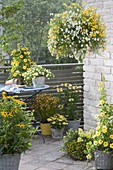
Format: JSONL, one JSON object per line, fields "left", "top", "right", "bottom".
{"left": 103, "top": 1, "right": 113, "bottom": 9}
{"left": 96, "top": 66, "right": 111, "bottom": 74}
{"left": 104, "top": 59, "right": 113, "bottom": 66}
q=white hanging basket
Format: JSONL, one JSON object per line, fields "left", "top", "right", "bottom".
{"left": 32, "top": 76, "right": 45, "bottom": 88}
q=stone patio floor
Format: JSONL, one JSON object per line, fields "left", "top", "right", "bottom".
{"left": 19, "top": 136, "right": 96, "bottom": 170}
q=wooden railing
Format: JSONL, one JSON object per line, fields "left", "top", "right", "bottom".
{"left": 0, "top": 63, "right": 84, "bottom": 126}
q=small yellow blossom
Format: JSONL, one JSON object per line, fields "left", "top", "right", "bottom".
{"left": 110, "top": 135, "right": 113, "bottom": 139}
{"left": 99, "top": 100, "right": 105, "bottom": 105}
{"left": 110, "top": 143, "right": 113, "bottom": 149}
{"left": 103, "top": 142, "right": 108, "bottom": 147}
{"left": 16, "top": 124, "right": 25, "bottom": 128}
{"left": 102, "top": 126, "right": 107, "bottom": 133}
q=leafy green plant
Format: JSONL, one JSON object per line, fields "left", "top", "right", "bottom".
{"left": 8, "top": 45, "right": 33, "bottom": 82}
{"left": 61, "top": 128, "right": 94, "bottom": 160}
{"left": 23, "top": 65, "right": 54, "bottom": 86}
{"left": 47, "top": 114, "right": 68, "bottom": 129}
{"left": 0, "top": 92, "right": 35, "bottom": 154}
{"left": 55, "top": 83, "right": 81, "bottom": 120}
{"left": 86, "top": 79, "right": 113, "bottom": 160}
{"left": 31, "top": 94, "right": 60, "bottom": 123}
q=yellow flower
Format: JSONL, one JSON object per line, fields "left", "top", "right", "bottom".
{"left": 24, "top": 52, "right": 27, "bottom": 55}
{"left": 102, "top": 126, "right": 107, "bottom": 133}
{"left": 99, "top": 100, "right": 105, "bottom": 105}
{"left": 1, "top": 111, "right": 12, "bottom": 117}
{"left": 94, "top": 141, "right": 98, "bottom": 146}
{"left": 21, "top": 48, "right": 25, "bottom": 51}
{"left": 20, "top": 55, "right": 24, "bottom": 59}
{"left": 13, "top": 73, "right": 17, "bottom": 77}
{"left": 2, "top": 92, "right": 6, "bottom": 96}
{"left": 96, "top": 126, "right": 100, "bottom": 131}
{"left": 86, "top": 154, "right": 92, "bottom": 160}
{"left": 110, "top": 135, "right": 113, "bottom": 139}
{"left": 100, "top": 112, "right": 105, "bottom": 117}
{"left": 16, "top": 124, "right": 25, "bottom": 128}
{"left": 103, "top": 142, "right": 108, "bottom": 147}
{"left": 27, "top": 51, "right": 30, "bottom": 55}
{"left": 13, "top": 99, "right": 25, "bottom": 105}
{"left": 110, "top": 143, "right": 113, "bottom": 149}
{"left": 24, "top": 59, "right": 27, "bottom": 63}
{"left": 23, "top": 66, "right": 27, "bottom": 70}
{"left": 96, "top": 131, "right": 100, "bottom": 136}
{"left": 99, "top": 139, "right": 103, "bottom": 145}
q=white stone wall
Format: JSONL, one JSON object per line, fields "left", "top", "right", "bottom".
{"left": 83, "top": 0, "right": 113, "bottom": 130}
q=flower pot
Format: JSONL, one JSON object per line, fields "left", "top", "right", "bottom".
{"left": 32, "top": 76, "right": 45, "bottom": 88}
{"left": 65, "top": 119, "right": 81, "bottom": 132}
{"left": 40, "top": 123, "right": 51, "bottom": 135}
{"left": 94, "top": 150, "right": 113, "bottom": 170}
{"left": 0, "top": 154, "right": 21, "bottom": 170}
{"left": 51, "top": 127, "right": 64, "bottom": 139}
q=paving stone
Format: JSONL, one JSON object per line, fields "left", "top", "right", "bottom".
{"left": 19, "top": 136, "right": 95, "bottom": 170}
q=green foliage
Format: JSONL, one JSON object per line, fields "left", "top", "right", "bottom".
{"left": 0, "top": 92, "right": 36, "bottom": 154}
{"left": 55, "top": 83, "right": 81, "bottom": 120}
{"left": 30, "top": 94, "right": 60, "bottom": 123}
{"left": 47, "top": 114, "right": 68, "bottom": 129}
{"left": 1, "top": 0, "right": 78, "bottom": 64}
{"left": 61, "top": 128, "right": 94, "bottom": 160}
{"left": 8, "top": 45, "right": 32, "bottom": 80}
{"left": 1, "top": 0, "right": 24, "bottom": 59}
{"left": 48, "top": 3, "right": 106, "bottom": 62}
{"left": 86, "top": 79, "right": 113, "bottom": 160}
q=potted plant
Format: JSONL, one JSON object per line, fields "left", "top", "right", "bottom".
{"left": 61, "top": 128, "right": 94, "bottom": 160}
{"left": 30, "top": 93, "right": 60, "bottom": 135}
{"left": 48, "top": 3, "right": 106, "bottom": 62}
{"left": 55, "top": 83, "right": 81, "bottom": 131}
{"left": 23, "top": 65, "right": 54, "bottom": 87}
{"left": 8, "top": 44, "right": 33, "bottom": 85}
{"left": 47, "top": 114, "right": 68, "bottom": 139}
{"left": 0, "top": 92, "right": 36, "bottom": 170}
{"left": 86, "top": 79, "right": 113, "bottom": 169}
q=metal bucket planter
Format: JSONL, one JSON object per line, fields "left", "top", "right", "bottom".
{"left": 94, "top": 150, "right": 113, "bottom": 170}
{"left": 51, "top": 127, "right": 64, "bottom": 139}
{"left": 0, "top": 154, "right": 21, "bottom": 170}
{"left": 40, "top": 123, "right": 51, "bottom": 135}
{"left": 32, "top": 76, "right": 45, "bottom": 88}
{"left": 65, "top": 119, "right": 81, "bottom": 132}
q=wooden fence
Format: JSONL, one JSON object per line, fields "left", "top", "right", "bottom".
{"left": 0, "top": 63, "right": 84, "bottom": 126}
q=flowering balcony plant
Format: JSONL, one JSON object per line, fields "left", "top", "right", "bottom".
{"left": 47, "top": 114, "right": 68, "bottom": 139}
{"left": 86, "top": 79, "right": 113, "bottom": 169}
{"left": 55, "top": 83, "right": 81, "bottom": 121}
{"left": 48, "top": 3, "right": 106, "bottom": 62}
{"left": 61, "top": 128, "right": 94, "bottom": 160}
{"left": 0, "top": 92, "right": 36, "bottom": 169}
{"left": 47, "top": 114, "right": 68, "bottom": 129}
{"left": 8, "top": 45, "right": 33, "bottom": 84}
{"left": 31, "top": 93, "right": 60, "bottom": 123}
{"left": 0, "top": 92, "right": 35, "bottom": 155}
{"left": 23, "top": 65, "right": 54, "bottom": 86}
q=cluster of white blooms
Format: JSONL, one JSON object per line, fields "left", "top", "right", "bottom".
{"left": 48, "top": 3, "right": 106, "bottom": 62}
{"left": 23, "top": 65, "right": 54, "bottom": 86}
